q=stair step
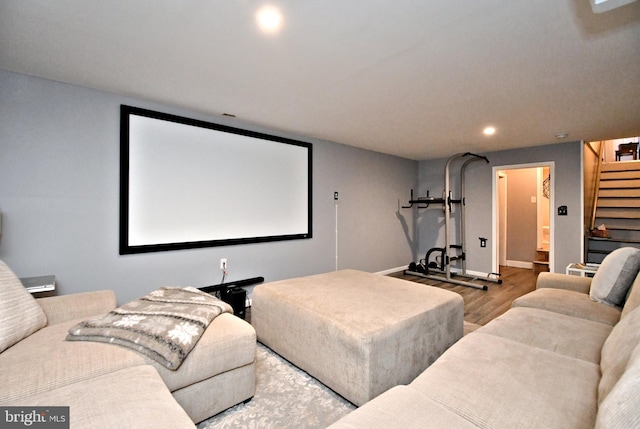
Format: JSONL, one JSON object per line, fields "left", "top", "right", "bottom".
{"left": 595, "top": 207, "right": 640, "bottom": 219}
{"left": 588, "top": 245, "right": 640, "bottom": 265}
{"left": 532, "top": 260, "right": 550, "bottom": 274}
{"left": 601, "top": 171, "right": 640, "bottom": 180}
{"left": 593, "top": 219, "right": 640, "bottom": 232}
{"left": 587, "top": 159, "right": 639, "bottom": 264}
{"left": 607, "top": 226, "right": 640, "bottom": 232}
{"left": 612, "top": 230, "right": 640, "bottom": 240}
{"left": 589, "top": 237, "right": 640, "bottom": 245}
{"left": 599, "top": 188, "right": 640, "bottom": 198}
{"left": 602, "top": 161, "right": 640, "bottom": 172}
{"left": 599, "top": 178, "right": 640, "bottom": 188}
{"left": 535, "top": 249, "right": 549, "bottom": 262}
{"left": 597, "top": 198, "right": 640, "bottom": 208}
{"left": 588, "top": 239, "right": 640, "bottom": 250}
{"left": 592, "top": 228, "right": 640, "bottom": 242}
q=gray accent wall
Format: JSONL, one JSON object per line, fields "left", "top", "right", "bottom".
{"left": 417, "top": 142, "right": 583, "bottom": 276}
{"left": 0, "top": 70, "right": 417, "bottom": 304}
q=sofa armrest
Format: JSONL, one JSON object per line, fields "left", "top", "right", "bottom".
{"left": 37, "top": 290, "right": 117, "bottom": 326}
{"left": 536, "top": 272, "right": 592, "bottom": 294}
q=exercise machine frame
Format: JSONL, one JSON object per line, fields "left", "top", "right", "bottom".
{"left": 404, "top": 152, "right": 502, "bottom": 290}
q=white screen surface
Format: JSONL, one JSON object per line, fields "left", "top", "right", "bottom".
{"left": 120, "top": 106, "right": 312, "bottom": 253}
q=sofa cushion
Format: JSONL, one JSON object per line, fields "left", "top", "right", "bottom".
{"left": 326, "top": 385, "right": 479, "bottom": 429}
{"left": 512, "top": 287, "right": 621, "bottom": 325}
{"left": 477, "top": 307, "right": 612, "bottom": 363}
{"left": 409, "top": 333, "right": 600, "bottom": 429}
{"left": 590, "top": 247, "right": 640, "bottom": 307}
{"left": 536, "top": 271, "right": 592, "bottom": 293}
{"left": 0, "top": 260, "right": 47, "bottom": 353}
{"left": 7, "top": 365, "right": 195, "bottom": 429}
{"left": 599, "top": 305, "right": 640, "bottom": 404}
{"left": 597, "top": 343, "right": 640, "bottom": 429}
{"left": 150, "top": 313, "right": 256, "bottom": 392}
{"left": 0, "top": 317, "right": 148, "bottom": 404}
{"left": 37, "top": 290, "right": 116, "bottom": 326}
{"left": 0, "top": 312, "right": 256, "bottom": 404}
{"left": 621, "top": 271, "right": 640, "bottom": 319}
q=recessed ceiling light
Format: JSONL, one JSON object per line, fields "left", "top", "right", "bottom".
{"left": 555, "top": 132, "right": 569, "bottom": 139}
{"left": 256, "top": 5, "right": 283, "bottom": 33}
{"left": 483, "top": 126, "right": 496, "bottom": 136}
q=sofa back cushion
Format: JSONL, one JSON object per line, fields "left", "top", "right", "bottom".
{"left": 597, "top": 343, "right": 640, "bottom": 429}
{"left": 0, "top": 260, "right": 47, "bottom": 353}
{"left": 599, "top": 305, "right": 640, "bottom": 404}
{"left": 621, "top": 270, "right": 640, "bottom": 319}
{"left": 590, "top": 247, "right": 640, "bottom": 307}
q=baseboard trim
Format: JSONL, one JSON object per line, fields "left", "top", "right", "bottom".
{"left": 506, "top": 260, "right": 534, "bottom": 270}
{"left": 376, "top": 266, "right": 408, "bottom": 275}
{"left": 464, "top": 268, "right": 495, "bottom": 278}
{"left": 379, "top": 265, "right": 500, "bottom": 280}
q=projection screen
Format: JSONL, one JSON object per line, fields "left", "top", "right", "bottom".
{"left": 120, "top": 105, "right": 312, "bottom": 254}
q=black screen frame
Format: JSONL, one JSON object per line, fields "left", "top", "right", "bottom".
{"left": 119, "top": 105, "right": 313, "bottom": 255}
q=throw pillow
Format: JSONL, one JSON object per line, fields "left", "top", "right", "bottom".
{"left": 590, "top": 247, "right": 640, "bottom": 307}
{"left": 621, "top": 272, "right": 640, "bottom": 319}
{"left": 0, "top": 260, "right": 47, "bottom": 353}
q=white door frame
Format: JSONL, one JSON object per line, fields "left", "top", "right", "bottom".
{"left": 497, "top": 172, "right": 507, "bottom": 266}
{"left": 492, "top": 161, "right": 555, "bottom": 273}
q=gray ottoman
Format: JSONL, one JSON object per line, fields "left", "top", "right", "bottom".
{"left": 252, "top": 269, "right": 463, "bottom": 405}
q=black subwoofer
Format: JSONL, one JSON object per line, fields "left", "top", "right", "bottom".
{"left": 221, "top": 287, "right": 246, "bottom": 320}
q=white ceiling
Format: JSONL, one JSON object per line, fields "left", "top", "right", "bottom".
{"left": 1, "top": 1, "right": 639, "bottom": 160}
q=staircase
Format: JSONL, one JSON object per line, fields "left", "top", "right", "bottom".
{"left": 533, "top": 248, "right": 550, "bottom": 273}
{"left": 587, "top": 161, "right": 640, "bottom": 263}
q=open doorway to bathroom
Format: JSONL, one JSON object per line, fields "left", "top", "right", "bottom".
{"left": 493, "top": 162, "right": 554, "bottom": 274}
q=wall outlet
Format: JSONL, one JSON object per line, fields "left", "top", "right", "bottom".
{"left": 220, "top": 258, "right": 227, "bottom": 270}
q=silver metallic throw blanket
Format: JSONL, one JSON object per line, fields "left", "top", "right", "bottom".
{"left": 66, "top": 287, "right": 232, "bottom": 370}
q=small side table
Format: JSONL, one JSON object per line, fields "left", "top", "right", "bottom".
{"left": 20, "top": 275, "right": 56, "bottom": 294}
{"left": 566, "top": 263, "right": 599, "bottom": 278}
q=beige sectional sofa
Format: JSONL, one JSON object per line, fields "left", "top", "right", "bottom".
{"left": 330, "top": 249, "right": 640, "bottom": 428}
{"left": 0, "top": 260, "right": 256, "bottom": 428}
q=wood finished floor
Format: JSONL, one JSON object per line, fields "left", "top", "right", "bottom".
{"left": 388, "top": 266, "right": 538, "bottom": 326}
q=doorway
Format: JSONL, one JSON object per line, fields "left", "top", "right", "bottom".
{"left": 492, "top": 162, "right": 554, "bottom": 274}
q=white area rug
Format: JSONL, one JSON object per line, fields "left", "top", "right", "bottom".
{"left": 198, "top": 343, "right": 355, "bottom": 429}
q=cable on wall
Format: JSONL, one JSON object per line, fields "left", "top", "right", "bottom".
{"left": 334, "top": 191, "right": 339, "bottom": 271}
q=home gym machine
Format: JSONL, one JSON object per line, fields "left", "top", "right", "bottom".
{"left": 403, "top": 152, "right": 502, "bottom": 290}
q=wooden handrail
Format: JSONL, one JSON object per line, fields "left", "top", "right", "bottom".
{"left": 589, "top": 141, "right": 605, "bottom": 231}
{"left": 586, "top": 141, "right": 599, "bottom": 158}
